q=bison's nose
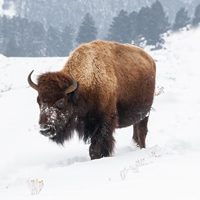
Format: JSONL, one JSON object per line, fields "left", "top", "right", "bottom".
{"left": 40, "top": 126, "right": 56, "bottom": 138}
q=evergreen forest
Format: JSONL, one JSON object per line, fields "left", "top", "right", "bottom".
{"left": 0, "top": 1, "right": 200, "bottom": 57}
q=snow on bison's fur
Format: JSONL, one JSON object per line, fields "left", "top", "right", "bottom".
{"left": 28, "top": 40, "right": 156, "bottom": 160}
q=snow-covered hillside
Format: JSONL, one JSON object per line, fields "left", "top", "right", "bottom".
{"left": 0, "top": 27, "right": 200, "bottom": 200}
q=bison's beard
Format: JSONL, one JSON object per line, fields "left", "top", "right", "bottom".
{"left": 49, "top": 125, "right": 74, "bottom": 145}
{"left": 39, "top": 107, "right": 78, "bottom": 145}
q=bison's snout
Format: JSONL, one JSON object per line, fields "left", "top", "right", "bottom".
{"left": 40, "top": 125, "right": 56, "bottom": 138}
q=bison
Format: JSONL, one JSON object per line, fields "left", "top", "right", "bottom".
{"left": 28, "top": 40, "right": 156, "bottom": 160}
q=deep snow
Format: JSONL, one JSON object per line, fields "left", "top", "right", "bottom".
{"left": 0, "top": 27, "right": 200, "bottom": 200}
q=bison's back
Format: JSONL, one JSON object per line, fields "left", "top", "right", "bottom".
{"left": 62, "top": 40, "right": 156, "bottom": 124}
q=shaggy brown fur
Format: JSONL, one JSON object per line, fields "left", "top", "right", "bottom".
{"left": 28, "top": 40, "right": 156, "bottom": 160}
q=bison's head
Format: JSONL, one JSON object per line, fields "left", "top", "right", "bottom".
{"left": 28, "top": 70, "right": 78, "bottom": 144}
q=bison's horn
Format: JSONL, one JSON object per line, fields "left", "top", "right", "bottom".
{"left": 27, "top": 70, "right": 38, "bottom": 91}
{"left": 65, "top": 72, "right": 77, "bottom": 94}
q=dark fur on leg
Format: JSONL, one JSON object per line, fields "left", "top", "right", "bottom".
{"left": 87, "top": 114, "right": 116, "bottom": 159}
{"left": 133, "top": 116, "right": 149, "bottom": 148}
{"left": 89, "top": 135, "right": 115, "bottom": 159}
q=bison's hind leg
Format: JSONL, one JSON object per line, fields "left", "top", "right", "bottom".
{"left": 133, "top": 116, "right": 149, "bottom": 148}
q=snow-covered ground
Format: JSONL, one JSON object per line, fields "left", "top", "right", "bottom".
{"left": 1, "top": 27, "right": 200, "bottom": 200}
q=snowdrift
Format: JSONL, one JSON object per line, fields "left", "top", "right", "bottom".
{"left": 0, "top": 27, "right": 200, "bottom": 200}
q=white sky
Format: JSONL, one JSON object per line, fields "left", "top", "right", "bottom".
{"left": 0, "top": 0, "right": 16, "bottom": 17}
{"left": 0, "top": 0, "right": 4, "bottom": 15}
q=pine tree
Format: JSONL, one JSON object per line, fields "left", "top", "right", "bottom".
{"left": 5, "top": 37, "right": 21, "bottom": 57}
{"left": 0, "top": 16, "right": 14, "bottom": 55}
{"left": 136, "top": 1, "right": 169, "bottom": 45}
{"left": 26, "top": 21, "right": 46, "bottom": 56}
{"left": 0, "top": 15, "right": 49, "bottom": 57}
{"left": 129, "top": 11, "right": 138, "bottom": 44}
{"left": 192, "top": 4, "right": 200, "bottom": 27}
{"left": 19, "top": 17, "right": 31, "bottom": 56}
{"left": 10, "top": 16, "right": 26, "bottom": 57}
{"left": 46, "top": 26, "right": 63, "bottom": 56}
{"left": 60, "top": 24, "right": 74, "bottom": 56}
{"left": 0, "top": 16, "right": 24, "bottom": 56}
{"left": 76, "top": 13, "right": 98, "bottom": 45}
{"left": 148, "top": 0, "right": 170, "bottom": 45}
{"left": 106, "top": 9, "right": 131, "bottom": 43}
{"left": 136, "top": 6, "right": 151, "bottom": 42}
{"left": 172, "top": 8, "right": 190, "bottom": 31}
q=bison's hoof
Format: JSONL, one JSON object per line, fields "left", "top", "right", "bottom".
{"left": 89, "top": 146, "right": 103, "bottom": 160}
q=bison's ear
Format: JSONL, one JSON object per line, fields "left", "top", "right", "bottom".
{"left": 28, "top": 70, "right": 39, "bottom": 91}
{"left": 65, "top": 72, "right": 77, "bottom": 94}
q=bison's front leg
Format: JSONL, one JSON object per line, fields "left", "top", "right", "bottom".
{"left": 89, "top": 134, "right": 115, "bottom": 159}
{"left": 88, "top": 116, "right": 116, "bottom": 160}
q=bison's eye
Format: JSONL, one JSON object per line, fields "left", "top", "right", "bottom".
{"left": 55, "top": 99, "right": 65, "bottom": 109}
